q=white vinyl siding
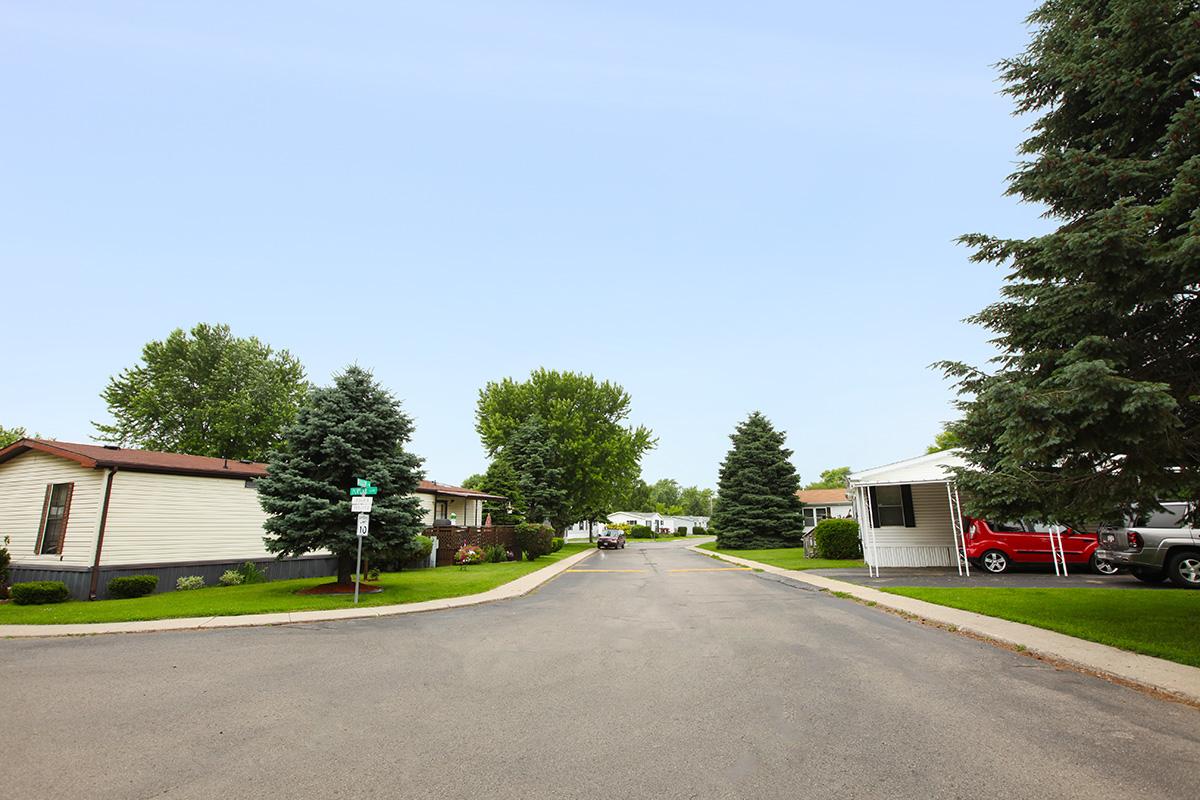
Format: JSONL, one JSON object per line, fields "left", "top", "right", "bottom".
{"left": 0, "top": 451, "right": 106, "bottom": 567}
{"left": 859, "top": 483, "right": 956, "bottom": 567}
{"left": 418, "top": 495, "right": 482, "bottom": 526}
{"left": 99, "top": 470, "right": 279, "bottom": 565}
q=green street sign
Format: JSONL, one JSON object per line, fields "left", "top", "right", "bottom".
{"left": 356, "top": 478, "right": 373, "bottom": 488}
{"left": 349, "top": 486, "right": 379, "bottom": 496}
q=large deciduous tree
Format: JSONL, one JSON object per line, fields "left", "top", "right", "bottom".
{"left": 943, "top": 1, "right": 1200, "bottom": 524}
{"left": 804, "top": 466, "right": 851, "bottom": 490}
{"left": 679, "top": 485, "right": 716, "bottom": 516}
{"left": 258, "top": 366, "right": 426, "bottom": 584}
{"left": 476, "top": 369, "right": 655, "bottom": 533}
{"left": 925, "top": 426, "right": 962, "bottom": 455}
{"left": 96, "top": 323, "right": 306, "bottom": 461}
{"left": 712, "top": 412, "right": 805, "bottom": 549}
{"left": 0, "top": 424, "right": 27, "bottom": 449}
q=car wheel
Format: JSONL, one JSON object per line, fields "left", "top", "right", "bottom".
{"left": 1089, "top": 553, "right": 1120, "bottom": 575}
{"left": 981, "top": 549, "right": 1009, "bottom": 574}
{"left": 1165, "top": 551, "right": 1200, "bottom": 589}
{"left": 1130, "top": 568, "right": 1167, "bottom": 584}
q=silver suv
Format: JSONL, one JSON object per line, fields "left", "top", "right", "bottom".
{"left": 1096, "top": 501, "right": 1199, "bottom": 589}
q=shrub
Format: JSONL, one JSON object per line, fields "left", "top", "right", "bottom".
{"left": 0, "top": 538, "right": 10, "bottom": 586}
{"left": 107, "top": 574, "right": 158, "bottom": 599}
{"left": 366, "top": 566, "right": 381, "bottom": 581}
{"left": 515, "top": 523, "right": 555, "bottom": 560}
{"left": 235, "top": 561, "right": 268, "bottom": 584}
{"left": 692, "top": 526, "right": 707, "bottom": 535}
{"left": 176, "top": 575, "right": 206, "bottom": 591}
{"left": 812, "top": 518, "right": 862, "bottom": 560}
{"left": 676, "top": 526, "right": 688, "bottom": 536}
{"left": 629, "top": 525, "right": 654, "bottom": 539}
{"left": 410, "top": 535, "right": 434, "bottom": 562}
{"left": 551, "top": 537, "right": 564, "bottom": 552}
{"left": 483, "top": 544, "right": 508, "bottom": 563}
{"left": 219, "top": 570, "right": 245, "bottom": 586}
{"left": 605, "top": 522, "right": 634, "bottom": 532}
{"left": 455, "top": 544, "right": 485, "bottom": 565}
{"left": 10, "top": 580, "right": 70, "bottom": 605}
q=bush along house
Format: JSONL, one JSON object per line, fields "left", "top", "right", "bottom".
{"left": 0, "top": 438, "right": 504, "bottom": 599}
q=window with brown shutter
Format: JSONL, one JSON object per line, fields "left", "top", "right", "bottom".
{"left": 36, "top": 482, "right": 74, "bottom": 555}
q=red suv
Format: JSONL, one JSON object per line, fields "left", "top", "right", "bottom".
{"left": 964, "top": 518, "right": 1118, "bottom": 575}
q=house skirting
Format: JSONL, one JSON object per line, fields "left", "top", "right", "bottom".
{"left": 9, "top": 554, "right": 338, "bottom": 600}
{"left": 866, "top": 545, "right": 956, "bottom": 568}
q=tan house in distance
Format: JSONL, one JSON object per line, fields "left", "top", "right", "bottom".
{"left": 795, "top": 488, "right": 853, "bottom": 529}
{"left": 0, "top": 438, "right": 502, "bottom": 598}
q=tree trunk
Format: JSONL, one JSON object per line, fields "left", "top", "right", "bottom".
{"left": 337, "top": 553, "right": 354, "bottom": 585}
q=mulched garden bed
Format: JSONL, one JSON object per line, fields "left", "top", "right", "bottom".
{"left": 296, "top": 582, "right": 383, "bottom": 596}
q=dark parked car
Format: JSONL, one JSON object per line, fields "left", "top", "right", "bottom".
{"left": 1096, "top": 501, "right": 1199, "bottom": 588}
{"left": 596, "top": 530, "right": 626, "bottom": 550}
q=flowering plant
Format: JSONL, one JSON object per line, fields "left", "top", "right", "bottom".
{"left": 454, "top": 544, "right": 485, "bottom": 566}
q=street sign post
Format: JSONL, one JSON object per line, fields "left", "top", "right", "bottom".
{"left": 349, "top": 481, "right": 377, "bottom": 604}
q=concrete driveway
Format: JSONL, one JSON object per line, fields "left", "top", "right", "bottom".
{"left": 810, "top": 566, "right": 1167, "bottom": 589}
{"left": 2, "top": 541, "right": 1196, "bottom": 799}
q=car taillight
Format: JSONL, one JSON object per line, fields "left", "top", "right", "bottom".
{"left": 1127, "top": 531, "right": 1143, "bottom": 550}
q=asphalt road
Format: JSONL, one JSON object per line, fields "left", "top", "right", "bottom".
{"left": 810, "top": 566, "right": 1165, "bottom": 590}
{"left": 3, "top": 542, "right": 1197, "bottom": 800}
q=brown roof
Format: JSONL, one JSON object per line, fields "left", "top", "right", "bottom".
{"left": 796, "top": 488, "right": 851, "bottom": 505}
{"left": 0, "top": 438, "right": 506, "bottom": 500}
{"left": 0, "top": 438, "right": 269, "bottom": 479}
{"left": 417, "top": 480, "right": 505, "bottom": 501}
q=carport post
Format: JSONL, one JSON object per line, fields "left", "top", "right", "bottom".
{"left": 857, "top": 485, "right": 880, "bottom": 578}
{"left": 946, "top": 483, "right": 969, "bottom": 577}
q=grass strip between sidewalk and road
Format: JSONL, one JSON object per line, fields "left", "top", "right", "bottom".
{"left": 694, "top": 541, "right": 865, "bottom": 570}
{"left": 883, "top": 586, "right": 1200, "bottom": 668}
{"left": 0, "top": 543, "right": 592, "bottom": 625}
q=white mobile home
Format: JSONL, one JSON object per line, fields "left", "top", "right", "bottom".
{"left": 848, "top": 450, "right": 968, "bottom": 569}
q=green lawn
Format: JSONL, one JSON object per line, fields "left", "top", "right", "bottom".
{"left": 0, "top": 543, "right": 591, "bottom": 625}
{"left": 694, "top": 541, "right": 865, "bottom": 570}
{"left": 884, "top": 586, "right": 1200, "bottom": 668}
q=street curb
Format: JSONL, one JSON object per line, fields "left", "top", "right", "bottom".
{"left": 689, "top": 544, "right": 1200, "bottom": 706}
{"left": 0, "top": 546, "right": 599, "bottom": 638}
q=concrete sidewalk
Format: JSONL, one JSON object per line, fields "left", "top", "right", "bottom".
{"left": 692, "top": 544, "right": 1200, "bottom": 706}
{"left": 0, "top": 546, "right": 598, "bottom": 638}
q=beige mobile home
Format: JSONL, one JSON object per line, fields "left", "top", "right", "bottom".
{"left": 0, "top": 439, "right": 502, "bottom": 598}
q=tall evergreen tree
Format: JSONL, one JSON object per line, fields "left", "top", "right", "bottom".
{"left": 258, "top": 366, "right": 426, "bottom": 584}
{"left": 462, "top": 457, "right": 525, "bottom": 525}
{"left": 943, "top": 1, "right": 1200, "bottom": 524}
{"left": 712, "top": 412, "right": 805, "bottom": 549}
{"left": 504, "top": 417, "right": 568, "bottom": 528}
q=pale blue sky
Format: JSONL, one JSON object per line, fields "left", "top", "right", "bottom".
{"left": 0, "top": 1, "right": 1045, "bottom": 489}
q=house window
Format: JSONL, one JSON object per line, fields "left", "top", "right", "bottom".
{"left": 874, "top": 486, "right": 907, "bottom": 527}
{"left": 803, "top": 506, "right": 831, "bottom": 528}
{"left": 37, "top": 483, "right": 74, "bottom": 555}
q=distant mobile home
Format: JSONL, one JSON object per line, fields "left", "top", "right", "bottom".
{"left": 0, "top": 439, "right": 502, "bottom": 598}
